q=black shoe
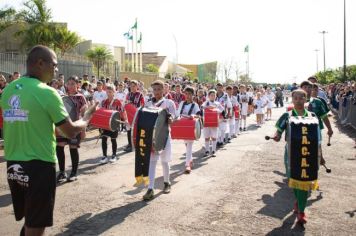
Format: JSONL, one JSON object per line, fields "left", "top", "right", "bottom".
{"left": 67, "top": 172, "right": 77, "bottom": 182}
{"left": 211, "top": 151, "right": 216, "bottom": 157}
{"left": 204, "top": 151, "right": 210, "bottom": 157}
{"left": 124, "top": 145, "right": 132, "bottom": 152}
{"left": 56, "top": 172, "right": 67, "bottom": 183}
{"left": 243, "top": 127, "right": 247, "bottom": 131}
{"left": 163, "top": 182, "right": 171, "bottom": 194}
{"left": 143, "top": 189, "right": 154, "bottom": 201}
{"left": 239, "top": 127, "right": 242, "bottom": 131}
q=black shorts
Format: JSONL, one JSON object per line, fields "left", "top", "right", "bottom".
{"left": 101, "top": 129, "right": 119, "bottom": 139}
{"left": 56, "top": 133, "right": 81, "bottom": 147}
{"left": 7, "top": 160, "right": 56, "bottom": 227}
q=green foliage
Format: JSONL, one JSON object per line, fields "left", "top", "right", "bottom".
{"left": 0, "top": 0, "right": 81, "bottom": 52}
{"left": 145, "top": 64, "right": 159, "bottom": 72}
{"left": 239, "top": 74, "right": 252, "bottom": 84}
{"left": 86, "top": 46, "right": 113, "bottom": 78}
{"left": 164, "top": 73, "right": 171, "bottom": 80}
{"left": 316, "top": 65, "right": 356, "bottom": 84}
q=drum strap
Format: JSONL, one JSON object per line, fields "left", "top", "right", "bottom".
{"left": 180, "top": 102, "right": 195, "bottom": 116}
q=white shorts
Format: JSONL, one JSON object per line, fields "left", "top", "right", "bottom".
{"left": 241, "top": 104, "right": 248, "bottom": 116}
{"left": 203, "top": 127, "right": 218, "bottom": 139}
{"left": 267, "top": 101, "right": 273, "bottom": 109}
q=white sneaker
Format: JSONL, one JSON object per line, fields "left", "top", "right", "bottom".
{"left": 109, "top": 155, "right": 117, "bottom": 163}
{"left": 99, "top": 157, "right": 108, "bottom": 164}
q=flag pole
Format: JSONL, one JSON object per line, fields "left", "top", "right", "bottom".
{"left": 140, "top": 36, "right": 143, "bottom": 72}
{"left": 135, "top": 18, "right": 138, "bottom": 73}
{"left": 126, "top": 36, "right": 129, "bottom": 72}
{"left": 131, "top": 29, "right": 134, "bottom": 73}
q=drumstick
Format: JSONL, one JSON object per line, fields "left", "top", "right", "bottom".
{"left": 114, "top": 119, "right": 127, "bottom": 124}
{"left": 265, "top": 136, "right": 272, "bottom": 140}
{"left": 327, "top": 136, "right": 331, "bottom": 146}
{"left": 322, "top": 164, "right": 331, "bottom": 173}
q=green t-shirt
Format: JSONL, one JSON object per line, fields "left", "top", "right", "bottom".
{"left": 275, "top": 109, "right": 309, "bottom": 138}
{"left": 1, "top": 76, "right": 69, "bottom": 163}
{"left": 307, "top": 97, "right": 328, "bottom": 130}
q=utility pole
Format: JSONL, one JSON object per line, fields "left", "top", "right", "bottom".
{"left": 319, "top": 31, "right": 328, "bottom": 72}
{"left": 343, "top": 0, "right": 347, "bottom": 81}
{"left": 314, "top": 49, "right": 319, "bottom": 73}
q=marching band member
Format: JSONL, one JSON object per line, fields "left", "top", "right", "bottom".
{"left": 194, "top": 88, "right": 206, "bottom": 108}
{"left": 164, "top": 82, "right": 173, "bottom": 99}
{"left": 238, "top": 84, "right": 249, "bottom": 131}
{"left": 124, "top": 80, "right": 145, "bottom": 152}
{"left": 266, "top": 87, "right": 275, "bottom": 120}
{"left": 201, "top": 90, "right": 224, "bottom": 157}
{"left": 93, "top": 81, "right": 107, "bottom": 107}
{"left": 99, "top": 85, "right": 126, "bottom": 164}
{"left": 56, "top": 76, "right": 88, "bottom": 183}
{"left": 143, "top": 80, "right": 177, "bottom": 201}
{"left": 216, "top": 83, "right": 232, "bottom": 146}
{"left": 172, "top": 84, "right": 186, "bottom": 106}
{"left": 253, "top": 92, "right": 264, "bottom": 127}
{"left": 176, "top": 86, "right": 201, "bottom": 174}
{"left": 226, "top": 85, "right": 238, "bottom": 139}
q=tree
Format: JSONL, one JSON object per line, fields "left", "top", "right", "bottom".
{"left": 53, "top": 27, "right": 81, "bottom": 56}
{"left": 86, "top": 46, "right": 113, "bottom": 78}
{"left": 0, "top": 7, "right": 17, "bottom": 32}
{"left": 239, "top": 74, "right": 252, "bottom": 84}
{"left": 145, "top": 64, "right": 159, "bottom": 73}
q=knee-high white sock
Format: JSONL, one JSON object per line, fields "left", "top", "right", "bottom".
{"left": 229, "top": 124, "right": 234, "bottom": 137}
{"left": 148, "top": 159, "right": 157, "bottom": 189}
{"left": 212, "top": 140, "right": 217, "bottom": 152}
{"left": 235, "top": 120, "right": 240, "bottom": 134}
{"left": 161, "top": 161, "right": 170, "bottom": 184}
{"left": 205, "top": 141, "right": 210, "bottom": 151}
{"left": 243, "top": 119, "right": 246, "bottom": 128}
{"left": 185, "top": 142, "right": 193, "bottom": 166}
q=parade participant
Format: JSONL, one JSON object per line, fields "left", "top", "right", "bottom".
{"left": 163, "top": 82, "right": 173, "bottom": 99}
{"left": 247, "top": 86, "right": 254, "bottom": 115}
{"left": 176, "top": 86, "right": 201, "bottom": 173}
{"left": 260, "top": 88, "right": 269, "bottom": 123}
{"left": 172, "top": 83, "right": 186, "bottom": 106}
{"left": 238, "top": 84, "right": 249, "bottom": 131}
{"left": 115, "top": 82, "right": 127, "bottom": 132}
{"left": 93, "top": 81, "right": 107, "bottom": 107}
{"left": 226, "top": 85, "right": 238, "bottom": 139}
{"left": 99, "top": 85, "right": 125, "bottom": 164}
{"left": 272, "top": 89, "right": 320, "bottom": 224}
{"left": 56, "top": 76, "right": 88, "bottom": 183}
{"left": 201, "top": 90, "right": 224, "bottom": 157}
{"left": 253, "top": 92, "right": 264, "bottom": 127}
{"left": 143, "top": 80, "right": 176, "bottom": 201}
{"left": 194, "top": 88, "right": 206, "bottom": 108}
{"left": 216, "top": 83, "right": 232, "bottom": 145}
{"left": 2, "top": 45, "right": 97, "bottom": 236}
{"left": 266, "top": 87, "right": 275, "bottom": 120}
{"left": 301, "top": 80, "right": 333, "bottom": 167}
{"left": 125, "top": 80, "right": 145, "bottom": 152}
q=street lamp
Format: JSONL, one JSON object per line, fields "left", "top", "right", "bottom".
{"left": 319, "top": 31, "right": 328, "bottom": 72}
{"left": 314, "top": 49, "right": 319, "bottom": 73}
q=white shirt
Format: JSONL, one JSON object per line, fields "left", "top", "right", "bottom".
{"left": 93, "top": 91, "right": 108, "bottom": 107}
{"left": 115, "top": 91, "right": 126, "bottom": 104}
{"left": 176, "top": 101, "right": 200, "bottom": 117}
{"left": 201, "top": 100, "right": 224, "bottom": 113}
{"left": 146, "top": 98, "right": 177, "bottom": 119}
{"left": 216, "top": 92, "right": 232, "bottom": 109}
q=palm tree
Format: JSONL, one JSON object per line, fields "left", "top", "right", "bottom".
{"left": 53, "top": 27, "right": 81, "bottom": 56}
{"left": 0, "top": 7, "right": 17, "bottom": 33}
{"left": 86, "top": 46, "right": 113, "bottom": 78}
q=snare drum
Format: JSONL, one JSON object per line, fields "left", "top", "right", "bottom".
{"left": 90, "top": 108, "right": 121, "bottom": 131}
{"left": 171, "top": 117, "right": 201, "bottom": 140}
{"left": 233, "top": 105, "right": 240, "bottom": 118}
{"left": 203, "top": 108, "right": 219, "bottom": 127}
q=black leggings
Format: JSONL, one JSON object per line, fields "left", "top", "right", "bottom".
{"left": 102, "top": 137, "right": 117, "bottom": 157}
{"left": 56, "top": 146, "right": 79, "bottom": 174}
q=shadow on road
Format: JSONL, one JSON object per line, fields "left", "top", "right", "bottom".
{"left": 266, "top": 212, "right": 305, "bottom": 236}
{"left": 0, "top": 193, "right": 12, "bottom": 208}
{"left": 345, "top": 210, "right": 356, "bottom": 218}
{"left": 59, "top": 200, "right": 148, "bottom": 236}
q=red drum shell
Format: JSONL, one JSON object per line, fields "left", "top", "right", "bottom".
{"left": 90, "top": 108, "right": 120, "bottom": 131}
{"left": 233, "top": 106, "right": 240, "bottom": 118}
{"left": 171, "top": 117, "right": 201, "bottom": 140}
{"left": 124, "top": 103, "right": 137, "bottom": 126}
{"left": 204, "top": 108, "right": 219, "bottom": 127}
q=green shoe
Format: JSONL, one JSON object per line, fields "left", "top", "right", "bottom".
{"left": 143, "top": 189, "right": 154, "bottom": 201}
{"left": 163, "top": 182, "right": 171, "bottom": 194}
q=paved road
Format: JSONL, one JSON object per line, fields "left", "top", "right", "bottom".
{"left": 0, "top": 105, "right": 355, "bottom": 235}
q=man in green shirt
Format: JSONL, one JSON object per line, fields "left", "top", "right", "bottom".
{"left": 2, "top": 45, "right": 97, "bottom": 236}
